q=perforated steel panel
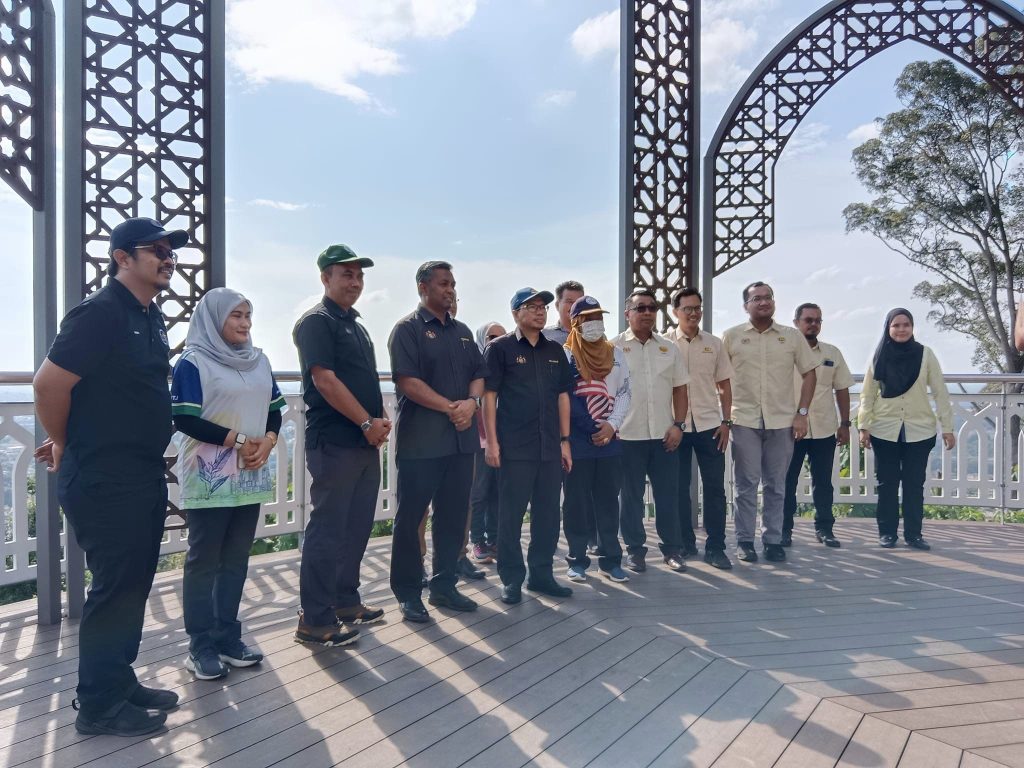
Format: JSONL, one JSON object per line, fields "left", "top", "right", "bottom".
{"left": 0, "top": 0, "right": 45, "bottom": 209}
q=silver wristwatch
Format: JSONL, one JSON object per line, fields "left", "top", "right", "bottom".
{"left": 360, "top": 419, "right": 373, "bottom": 432}
{"left": 797, "top": 407, "right": 809, "bottom": 416}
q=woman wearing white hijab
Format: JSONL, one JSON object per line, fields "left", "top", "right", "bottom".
{"left": 171, "top": 288, "right": 285, "bottom": 680}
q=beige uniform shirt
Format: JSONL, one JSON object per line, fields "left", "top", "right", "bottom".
{"left": 665, "top": 328, "right": 733, "bottom": 433}
{"left": 792, "top": 340, "right": 854, "bottom": 439}
{"left": 611, "top": 329, "right": 689, "bottom": 441}
{"left": 722, "top": 320, "right": 819, "bottom": 431}
{"left": 858, "top": 346, "right": 953, "bottom": 442}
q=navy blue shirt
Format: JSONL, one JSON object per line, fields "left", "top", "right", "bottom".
{"left": 389, "top": 306, "right": 488, "bottom": 459}
{"left": 483, "top": 330, "right": 572, "bottom": 462}
{"left": 47, "top": 278, "right": 172, "bottom": 481}
{"left": 293, "top": 297, "right": 384, "bottom": 450}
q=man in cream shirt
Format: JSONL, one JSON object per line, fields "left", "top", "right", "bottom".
{"left": 722, "top": 282, "right": 818, "bottom": 563}
{"left": 781, "top": 303, "right": 854, "bottom": 549}
{"left": 666, "top": 287, "right": 735, "bottom": 570}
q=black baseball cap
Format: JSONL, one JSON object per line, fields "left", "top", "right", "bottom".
{"left": 317, "top": 244, "right": 375, "bottom": 271}
{"left": 108, "top": 217, "right": 189, "bottom": 256}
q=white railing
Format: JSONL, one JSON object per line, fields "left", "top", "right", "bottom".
{"left": 2, "top": 375, "right": 1023, "bottom": 587}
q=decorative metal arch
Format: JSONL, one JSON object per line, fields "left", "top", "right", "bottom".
{"left": 703, "top": 0, "right": 1024, "bottom": 308}
{"left": 0, "top": 0, "right": 46, "bottom": 209}
{"left": 620, "top": 0, "right": 700, "bottom": 330}
{"left": 64, "top": 0, "right": 225, "bottom": 357}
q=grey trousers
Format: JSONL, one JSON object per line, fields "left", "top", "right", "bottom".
{"left": 731, "top": 425, "right": 794, "bottom": 546}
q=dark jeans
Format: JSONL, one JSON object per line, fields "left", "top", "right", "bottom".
{"left": 497, "top": 458, "right": 562, "bottom": 586}
{"left": 469, "top": 451, "right": 499, "bottom": 546}
{"left": 783, "top": 436, "right": 838, "bottom": 534}
{"left": 619, "top": 439, "right": 683, "bottom": 557}
{"left": 300, "top": 443, "right": 380, "bottom": 626}
{"left": 183, "top": 503, "right": 260, "bottom": 654}
{"left": 58, "top": 472, "right": 166, "bottom": 718}
{"left": 678, "top": 427, "right": 728, "bottom": 552}
{"left": 872, "top": 435, "right": 935, "bottom": 541}
{"left": 563, "top": 455, "right": 623, "bottom": 571}
{"left": 391, "top": 453, "right": 474, "bottom": 601}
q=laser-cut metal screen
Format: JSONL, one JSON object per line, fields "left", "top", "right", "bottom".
{"left": 0, "top": 0, "right": 45, "bottom": 210}
{"left": 705, "top": 0, "right": 1024, "bottom": 281}
{"left": 67, "top": 0, "right": 224, "bottom": 355}
{"left": 621, "top": 0, "right": 699, "bottom": 330}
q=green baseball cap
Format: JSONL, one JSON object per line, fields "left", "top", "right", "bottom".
{"left": 317, "top": 244, "right": 375, "bottom": 271}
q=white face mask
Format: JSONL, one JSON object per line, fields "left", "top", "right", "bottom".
{"left": 580, "top": 320, "right": 605, "bottom": 342}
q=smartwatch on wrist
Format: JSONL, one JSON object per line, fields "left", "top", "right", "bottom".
{"left": 472, "top": 396, "right": 482, "bottom": 409}
{"left": 234, "top": 432, "right": 248, "bottom": 448}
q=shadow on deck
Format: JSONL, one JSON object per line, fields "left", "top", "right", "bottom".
{"left": 1, "top": 519, "right": 1023, "bottom": 768}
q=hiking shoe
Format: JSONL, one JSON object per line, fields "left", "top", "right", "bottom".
{"left": 217, "top": 641, "right": 264, "bottom": 668}
{"left": 566, "top": 564, "right": 588, "bottom": 582}
{"left": 600, "top": 566, "right": 630, "bottom": 583}
{"left": 664, "top": 555, "right": 686, "bottom": 572}
{"left": 703, "top": 549, "right": 733, "bottom": 570}
{"left": 185, "top": 649, "right": 228, "bottom": 680}
{"left": 74, "top": 701, "right": 167, "bottom": 737}
{"left": 295, "top": 612, "right": 360, "bottom": 646}
{"left": 737, "top": 542, "right": 758, "bottom": 563}
{"left": 764, "top": 544, "right": 786, "bottom": 562}
{"left": 472, "top": 543, "right": 494, "bottom": 564}
{"left": 624, "top": 552, "right": 646, "bottom": 572}
{"left": 127, "top": 685, "right": 179, "bottom": 711}
{"left": 336, "top": 603, "right": 385, "bottom": 625}
{"left": 428, "top": 589, "right": 478, "bottom": 612}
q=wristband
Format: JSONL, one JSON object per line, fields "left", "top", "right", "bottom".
{"left": 560, "top": 436, "right": 570, "bottom": 443}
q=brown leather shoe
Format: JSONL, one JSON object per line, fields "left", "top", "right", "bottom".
{"left": 295, "top": 611, "right": 359, "bottom": 646}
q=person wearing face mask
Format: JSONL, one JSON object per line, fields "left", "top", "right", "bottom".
{"left": 562, "top": 297, "right": 632, "bottom": 582}
{"left": 859, "top": 308, "right": 955, "bottom": 550}
{"left": 171, "top": 288, "right": 285, "bottom": 680}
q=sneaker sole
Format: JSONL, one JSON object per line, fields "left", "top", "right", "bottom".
{"left": 600, "top": 571, "right": 629, "bottom": 583}
{"left": 566, "top": 572, "right": 587, "bottom": 582}
{"left": 184, "top": 656, "right": 228, "bottom": 680}
{"left": 294, "top": 632, "right": 359, "bottom": 647}
{"left": 218, "top": 654, "right": 262, "bottom": 668}
{"left": 337, "top": 613, "right": 386, "bottom": 626}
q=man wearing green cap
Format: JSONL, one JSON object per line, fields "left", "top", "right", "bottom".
{"left": 292, "top": 245, "right": 391, "bottom": 645}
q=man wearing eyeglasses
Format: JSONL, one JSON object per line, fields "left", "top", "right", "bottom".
{"left": 722, "top": 282, "right": 818, "bottom": 564}
{"left": 545, "top": 280, "right": 585, "bottom": 346}
{"left": 782, "top": 303, "right": 853, "bottom": 549}
{"left": 612, "top": 289, "right": 690, "bottom": 574}
{"left": 665, "top": 287, "right": 735, "bottom": 570}
{"left": 33, "top": 217, "right": 188, "bottom": 736}
{"left": 483, "top": 287, "right": 574, "bottom": 605}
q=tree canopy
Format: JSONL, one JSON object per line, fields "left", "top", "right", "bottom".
{"left": 844, "top": 59, "right": 1024, "bottom": 373}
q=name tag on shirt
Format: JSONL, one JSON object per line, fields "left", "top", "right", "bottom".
{"left": 823, "top": 359, "right": 835, "bottom": 367}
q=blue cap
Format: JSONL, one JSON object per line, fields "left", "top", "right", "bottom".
{"left": 510, "top": 287, "right": 554, "bottom": 311}
{"left": 569, "top": 295, "right": 608, "bottom": 319}
{"left": 109, "top": 216, "right": 189, "bottom": 255}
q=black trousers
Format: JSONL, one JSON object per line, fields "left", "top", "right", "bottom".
{"left": 563, "top": 455, "right": 623, "bottom": 571}
{"left": 469, "top": 451, "right": 499, "bottom": 546}
{"left": 619, "top": 439, "right": 683, "bottom": 557}
{"left": 678, "top": 427, "right": 728, "bottom": 552}
{"left": 58, "top": 472, "right": 166, "bottom": 718}
{"left": 391, "top": 453, "right": 474, "bottom": 601}
{"left": 183, "top": 503, "right": 260, "bottom": 654}
{"left": 497, "top": 458, "right": 562, "bottom": 586}
{"left": 783, "top": 436, "right": 838, "bottom": 534}
{"left": 300, "top": 443, "right": 379, "bottom": 626}
{"left": 872, "top": 435, "right": 935, "bottom": 541}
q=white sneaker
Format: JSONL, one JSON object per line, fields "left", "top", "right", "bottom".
{"left": 567, "top": 564, "right": 588, "bottom": 582}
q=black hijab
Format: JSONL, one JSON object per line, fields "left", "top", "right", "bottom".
{"left": 872, "top": 308, "right": 924, "bottom": 399}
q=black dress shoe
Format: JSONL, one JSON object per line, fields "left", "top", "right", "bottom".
{"left": 75, "top": 701, "right": 167, "bottom": 737}
{"left": 780, "top": 531, "right": 793, "bottom": 547}
{"left": 906, "top": 537, "right": 931, "bottom": 551}
{"left": 500, "top": 584, "right": 522, "bottom": 604}
{"left": 764, "top": 544, "right": 786, "bottom": 562}
{"left": 879, "top": 534, "right": 897, "bottom": 548}
{"left": 456, "top": 557, "right": 486, "bottom": 580}
{"left": 399, "top": 597, "right": 431, "bottom": 623}
{"left": 526, "top": 579, "right": 572, "bottom": 598}
{"left": 816, "top": 531, "right": 841, "bottom": 548}
{"left": 703, "top": 549, "right": 733, "bottom": 570}
{"left": 737, "top": 542, "right": 758, "bottom": 562}
{"left": 127, "top": 684, "right": 179, "bottom": 711}
{"left": 428, "top": 589, "right": 478, "bottom": 612}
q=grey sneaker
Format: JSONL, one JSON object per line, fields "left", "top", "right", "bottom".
{"left": 185, "top": 648, "right": 228, "bottom": 680}
{"left": 217, "top": 641, "right": 263, "bottom": 668}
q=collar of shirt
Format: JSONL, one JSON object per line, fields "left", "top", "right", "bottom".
{"left": 743, "top": 319, "right": 783, "bottom": 335}
{"left": 667, "top": 327, "right": 704, "bottom": 344}
{"left": 417, "top": 305, "right": 452, "bottom": 327}
{"left": 514, "top": 327, "right": 549, "bottom": 345}
{"left": 618, "top": 327, "right": 661, "bottom": 345}
{"left": 107, "top": 276, "right": 161, "bottom": 314}
{"left": 323, "top": 295, "right": 360, "bottom": 320}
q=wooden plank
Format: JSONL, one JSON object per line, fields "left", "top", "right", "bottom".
{"left": 968, "top": 744, "right": 1024, "bottom": 768}
{"left": 897, "top": 732, "right": 963, "bottom": 767}
{"left": 712, "top": 686, "right": 823, "bottom": 768}
{"left": 772, "top": 699, "right": 863, "bottom": 768}
{"left": 791, "top": 662, "right": 1024, "bottom": 700}
{"left": 835, "top": 714, "right": 909, "bottom": 768}
{"left": 917, "top": 718, "right": 1024, "bottom": 750}
{"left": 961, "top": 751, "right": 1019, "bottom": 768}
{"left": 875, "top": 698, "right": 1024, "bottom": 731}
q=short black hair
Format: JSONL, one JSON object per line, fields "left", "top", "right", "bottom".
{"left": 555, "top": 280, "right": 585, "bottom": 300}
{"left": 108, "top": 248, "right": 138, "bottom": 277}
{"left": 742, "top": 281, "right": 771, "bottom": 303}
{"left": 416, "top": 261, "right": 453, "bottom": 286}
{"left": 794, "top": 302, "right": 821, "bottom": 321}
{"left": 625, "top": 288, "right": 657, "bottom": 309}
{"left": 671, "top": 286, "right": 702, "bottom": 308}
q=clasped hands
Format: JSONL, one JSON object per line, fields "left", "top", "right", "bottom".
{"left": 237, "top": 436, "right": 273, "bottom": 470}
{"left": 447, "top": 399, "right": 477, "bottom": 431}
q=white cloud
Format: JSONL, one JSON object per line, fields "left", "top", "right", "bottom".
{"left": 227, "top": 0, "right": 477, "bottom": 105}
{"left": 831, "top": 306, "right": 882, "bottom": 321}
{"left": 570, "top": 9, "right": 619, "bottom": 60}
{"left": 540, "top": 89, "right": 576, "bottom": 107}
{"left": 847, "top": 121, "right": 881, "bottom": 143}
{"left": 247, "top": 199, "right": 311, "bottom": 212}
{"left": 806, "top": 265, "right": 844, "bottom": 283}
{"left": 701, "top": 16, "right": 759, "bottom": 93}
{"left": 784, "top": 122, "right": 830, "bottom": 158}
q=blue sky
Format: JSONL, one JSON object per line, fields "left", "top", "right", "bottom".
{"left": 2, "top": 0, "right": 1018, "bottom": 373}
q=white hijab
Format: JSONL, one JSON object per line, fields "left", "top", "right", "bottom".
{"left": 185, "top": 287, "right": 262, "bottom": 372}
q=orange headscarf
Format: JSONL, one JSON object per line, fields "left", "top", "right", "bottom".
{"left": 564, "top": 312, "right": 614, "bottom": 381}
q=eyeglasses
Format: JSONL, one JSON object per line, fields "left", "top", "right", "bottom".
{"left": 745, "top": 294, "right": 774, "bottom": 305}
{"left": 135, "top": 244, "right": 178, "bottom": 264}
{"left": 677, "top": 306, "right": 702, "bottom": 315}
{"left": 518, "top": 303, "right": 548, "bottom": 313}
{"left": 630, "top": 304, "right": 658, "bottom": 314}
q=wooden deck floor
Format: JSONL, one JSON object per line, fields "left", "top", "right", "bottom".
{"left": 2, "top": 519, "right": 1024, "bottom": 768}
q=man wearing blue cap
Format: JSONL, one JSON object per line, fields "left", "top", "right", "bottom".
{"left": 483, "top": 287, "right": 575, "bottom": 604}
{"left": 34, "top": 216, "right": 188, "bottom": 736}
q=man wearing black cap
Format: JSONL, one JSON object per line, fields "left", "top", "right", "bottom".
{"left": 292, "top": 245, "right": 390, "bottom": 645}
{"left": 387, "top": 262, "right": 487, "bottom": 622}
{"left": 34, "top": 217, "right": 188, "bottom": 736}
{"left": 483, "top": 287, "right": 574, "bottom": 605}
